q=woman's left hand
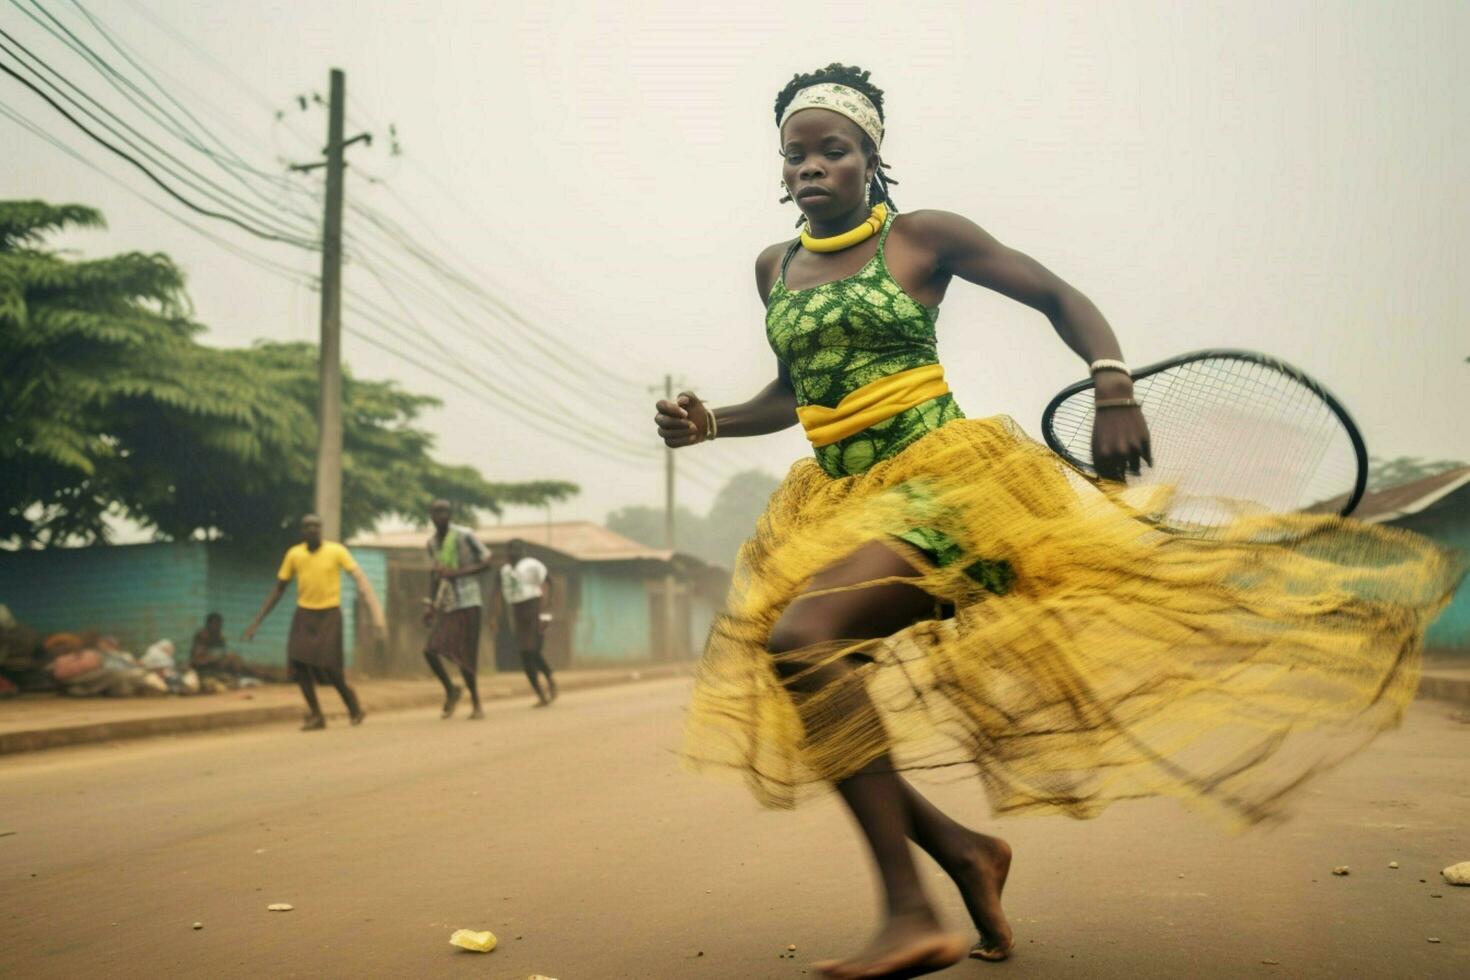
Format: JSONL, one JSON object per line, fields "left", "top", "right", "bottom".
{"left": 1091, "top": 404, "right": 1152, "bottom": 482}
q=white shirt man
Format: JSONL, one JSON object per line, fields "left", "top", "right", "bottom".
{"left": 499, "top": 554, "right": 548, "bottom": 606}
{"left": 498, "top": 540, "right": 557, "bottom": 705}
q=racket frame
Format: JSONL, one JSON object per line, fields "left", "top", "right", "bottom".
{"left": 1040, "top": 348, "right": 1369, "bottom": 517}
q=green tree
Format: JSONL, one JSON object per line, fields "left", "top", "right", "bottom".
{"left": 701, "top": 469, "right": 781, "bottom": 567}
{"left": 605, "top": 503, "right": 704, "bottom": 554}
{"left": 1, "top": 200, "right": 576, "bottom": 546}
{"left": 607, "top": 468, "right": 781, "bottom": 569}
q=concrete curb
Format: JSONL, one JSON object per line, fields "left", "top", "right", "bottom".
{"left": 0, "top": 664, "right": 690, "bottom": 756}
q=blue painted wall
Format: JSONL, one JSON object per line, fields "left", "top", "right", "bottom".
{"left": 1396, "top": 494, "right": 1470, "bottom": 657}
{"left": 0, "top": 542, "right": 205, "bottom": 654}
{"left": 0, "top": 541, "right": 390, "bottom": 670}
{"left": 573, "top": 567, "right": 652, "bottom": 662}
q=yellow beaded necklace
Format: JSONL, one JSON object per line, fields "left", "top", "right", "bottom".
{"left": 801, "top": 203, "right": 888, "bottom": 253}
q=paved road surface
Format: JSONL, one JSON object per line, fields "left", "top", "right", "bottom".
{"left": 2, "top": 679, "right": 1467, "bottom": 978}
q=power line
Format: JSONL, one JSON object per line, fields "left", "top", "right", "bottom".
{"left": 0, "top": 47, "right": 315, "bottom": 247}
{"left": 341, "top": 205, "right": 769, "bottom": 483}
{"left": 348, "top": 255, "right": 666, "bottom": 464}
{"left": 55, "top": 0, "right": 321, "bottom": 217}
{"left": 2, "top": 11, "right": 318, "bottom": 239}
{"left": 0, "top": 96, "right": 654, "bottom": 472}
{"left": 1, "top": 29, "right": 754, "bottom": 497}
{"left": 116, "top": 0, "right": 280, "bottom": 115}
{"left": 344, "top": 198, "right": 648, "bottom": 393}
{"left": 19, "top": 3, "right": 677, "bottom": 425}
{"left": 3, "top": 93, "right": 760, "bottom": 494}
{"left": 0, "top": 101, "right": 311, "bottom": 284}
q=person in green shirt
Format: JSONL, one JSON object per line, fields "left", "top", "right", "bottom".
{"left": 421, "top": 500, "right": 493, "bottom": 719}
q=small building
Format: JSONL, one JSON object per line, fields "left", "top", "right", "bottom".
{"left": 0, "top": 541, "right": 389, "bottom": 669}
{"left": 352, "top": 521, "right": 730, "bottom": 677}
{"left": 1321, "top": 466, "right": 1470, "bottom": 659}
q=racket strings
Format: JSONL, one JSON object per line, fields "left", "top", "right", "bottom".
{"left": 1048, "top": 356, "right": 1361, "bottom": 529}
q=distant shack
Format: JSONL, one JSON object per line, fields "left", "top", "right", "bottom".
{"left": 1313, "top": 466, "right": 1470, "bottom": 659}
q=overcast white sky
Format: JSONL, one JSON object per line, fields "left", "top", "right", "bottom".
{"left": 5, "top": 0, "right": 1467, "bottom": 534}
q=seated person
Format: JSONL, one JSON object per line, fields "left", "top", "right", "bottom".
{"left": 191, "top": 613, "right": 280, "bottom": 683}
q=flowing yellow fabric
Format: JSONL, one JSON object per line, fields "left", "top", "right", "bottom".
{"left": 796, "top": 364, "right": 951, "bottom": 447}
{"left": 681, "top": 416, "right": 1463, "bottom": 827}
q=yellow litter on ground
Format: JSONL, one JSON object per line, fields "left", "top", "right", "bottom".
{"left": 449, "top": 929, "right": 497, "bottom": 953}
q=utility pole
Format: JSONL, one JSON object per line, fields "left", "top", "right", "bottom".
{"left": 663, "top": 374, "right": 678, "bottom": 660}
{"left": 290, "top": 69, "right": 370, "bottom": 541}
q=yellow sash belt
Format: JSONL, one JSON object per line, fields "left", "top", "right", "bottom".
{"left": 795, "top": 363, "right": 950, "bottom": 448}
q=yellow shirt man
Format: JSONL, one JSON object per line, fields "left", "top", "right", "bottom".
{"left": 244, "top": 515, "right": 385, "bottom": 731}
{"left": 277, "top": 541, "right": 359, "bottom": 610}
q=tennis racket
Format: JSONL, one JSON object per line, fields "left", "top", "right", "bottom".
{"left": 1041, "top": 349, "right": 1368, "bottom": 531}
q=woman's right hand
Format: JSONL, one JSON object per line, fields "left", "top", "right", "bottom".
{"left": 655, "top": 391, "right": 710, "bottom": 448}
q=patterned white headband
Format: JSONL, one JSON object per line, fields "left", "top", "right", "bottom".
{"left": 778, "top": 82, "right": 884, "bottom": 150}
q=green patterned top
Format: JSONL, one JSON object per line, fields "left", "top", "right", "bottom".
{"left": 766, "top": 212, "right": 965, "bottom": 478}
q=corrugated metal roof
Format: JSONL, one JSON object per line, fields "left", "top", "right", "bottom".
{"left": 1310, "top": 466, "right": 1470, "bottom": 524}
{"left": 354, "top": 520, "right": 674, "bottom": 562}
{"left": 475, "top": 521, "right": 674, "bottom": 562}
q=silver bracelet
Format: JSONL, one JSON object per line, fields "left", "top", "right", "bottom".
{"left": 1094, "top": 397, "right": 1141, "bottom": 409}
{"left": 705, "top": 409, "right": 719, "bottom": 442}
{"left": 1089, "top": 358, "right": 1131, "bottom": 377}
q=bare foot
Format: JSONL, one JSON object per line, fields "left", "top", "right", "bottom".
{"left": 939, "top": 832, "right": 1013, "bottom": 961}
{"left": 813, "top": 911, "right": 968, "bottom": 979}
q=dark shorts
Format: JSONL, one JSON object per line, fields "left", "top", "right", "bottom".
{"left": 426, "top": 606, "right": 482, "bottom": 671}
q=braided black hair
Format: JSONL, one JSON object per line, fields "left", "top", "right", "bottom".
{"left": 774, "top": 63, "right": 899, "bottom": 212}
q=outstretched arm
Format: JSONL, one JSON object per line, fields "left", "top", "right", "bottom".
{"left": 909, "top": 210, "right": 1151, "bottom": 479}
{"left": 243, "top": 581, "right": 288, "bottom": 641}
{"left": 351, "top": 567, "right": 387, "bottom": 633}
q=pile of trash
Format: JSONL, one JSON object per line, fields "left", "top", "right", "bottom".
{"left": 46, "top": 634, "right": 261, "bottom": 697}
{"left": 0, "top": 606, "right": 271, "bottom": 698}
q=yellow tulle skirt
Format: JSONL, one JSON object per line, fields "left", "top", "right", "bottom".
{"left": 681, "top": 416, "right": 1463, "bottom": 827}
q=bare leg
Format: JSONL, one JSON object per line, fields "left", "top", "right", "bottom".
{"left": 460, "top": 667, "right": 483, "bottom": 718}
{"left": 899, "top": 778, "right": 1013, "bottom": 959}
{"left": 530, "top": 641, "right": 557, "bottom": 701}
{"left": 424, "top": 650, "right": 462, "bottom": 718}
{"left": 322, "top": 667, "right": 364, "bottom": 723}
{"left": 769, "top": 541, "right": 973, "bottom": 979}
{"left": 293, "top": 664, "right": 326, "bottom": 729}
{"left": 520, "top": 650, "right": 548, "bottom": 703}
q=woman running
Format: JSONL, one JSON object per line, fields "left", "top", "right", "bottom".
{"left": 656, "top": 63, "right": 1460, "bottom": 979}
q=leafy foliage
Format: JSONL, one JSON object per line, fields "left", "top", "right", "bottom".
{"left": 1, "top": 200, "right": 576, "bottom": 547}
{"left": 608, "top": 469, "right": 781, "bottom": 569}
